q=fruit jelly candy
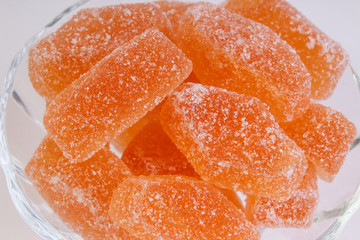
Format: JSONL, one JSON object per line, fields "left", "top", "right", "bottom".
{"left": 280, "top": 102, "right": 356, "bottom": 182}
{"left": 160, "top": 83, "right": 308, "bottom": 200}
{"left": 177, "top": 3, "right": 311, "bottom": 122}
{"left": 121, "top": 117, "right": 199, "bottom": 177}
{"left": 29, "top": 3, "right": 171, "bottom": 100}
{"left": 225, "top": 0, "right": 349, "bottom": 100}
{"left": 246, "top": 163, "right": 319, "bottom": 228}
{"left": 44, "top": 29, "right": 192, "bottom": 162}
{"left": 109, "top": 175, "right": 260, "bottom": 240}
{"left": 25, "top": 136, "right": 135, "bottom": 240}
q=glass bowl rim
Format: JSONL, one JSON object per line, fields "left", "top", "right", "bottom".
{"left": 1, "top": 0, "right": 360, "bottom": 239}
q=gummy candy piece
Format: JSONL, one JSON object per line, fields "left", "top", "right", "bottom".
{"left": 44, "top": 29, "right": 192, "bottom": 162}
{"left": 121, "top": 118, "right": 199, "bottom": 177}
{"left": 246, "top": 163, "right": 319, "bottom": 228}
{"left": 177, "top": 3, "right": 311, "bottom": 122}
{"left": 217, "top": 188, "right": 244, "bottom": 212}
{"left": 25, "top": 137, "right": 134, "bottom": 240}
{"left": 280, "top": 103, "right": 356, "bottom": 182}
{"left": 29, "top": 3, "right": 171, "bottom": 100}
{"left": 225, "top": 0, "right": 349, "bottom": 100}
{"left": 109, "top": 175, "right": 260, "bottom": 240}
{"left": 160, "top": 83, "right": 308, "bottom": 200}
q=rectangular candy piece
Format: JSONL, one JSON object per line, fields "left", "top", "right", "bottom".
{"left": 225, "top": 0, "right": 349, "bottom": 100}
{"left": 25, "top": 137, "right": 135, "bottom": 240}
{"left": 109, "top": 175, "right": 260, "bottom": 240}
{"left": 160, "top": 83, "right": 308, "bottom": 200}
{"left": 44, "top": 29, "right": 192, "bottom": 162}
{"left": 29, "top": 3, "right": 171, "bottom": 100}
{"left": 246, "top": 163, "right": 319, "bottom": 228}
{"left": 177, "top": 3, "right": 311, "bottom": 122}
{"left": 280, "top": 103, "right": 356, "bottom": 182}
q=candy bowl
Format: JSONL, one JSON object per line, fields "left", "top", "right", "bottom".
{"left": 0, "top": 0, "right": 360, "bottom": 239}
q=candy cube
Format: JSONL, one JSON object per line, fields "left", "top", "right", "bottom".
{"left": 160, "top": 83, "right": 308, "bottom": 200}
{"left": 177, "top": 3, "right": 311, "bottom": 122}
{"left": 225, "top": 0, "right": 349, "bottom": 100}
{"left": 246, "top": 163, "right": 319, "bottom": 228}
{"left": 109, "top": 175, "right": 260, "bottom": 239}
{"left": 280, "top": 103, "right": 356, "bottom": 182}
{"left": 44, "top": 29, "right": 192, "bottom": 162}
{"left": 25, "top": 137, "right": 134, "bottom": 239}
{"left": 29, "top": 3, "right": 171, "bottom": 100}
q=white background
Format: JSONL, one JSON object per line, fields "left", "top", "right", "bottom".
{"left": 0, "top": 0, "right": 359, "bottom": 239}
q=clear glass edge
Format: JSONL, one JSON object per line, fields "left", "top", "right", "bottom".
{"left": 0, "top": 0, "right": 359, "bottom": 239}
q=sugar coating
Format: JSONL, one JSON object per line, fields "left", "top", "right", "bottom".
{"left": 280, "top": 103, "right": 357, "bottom": 182}
{"left": 29, "top": 3, "right": 171, "bottom": 100}
{"left": 225, "top": 0, "right": 349, "bottom": 100}
{"left": 177, "top": 2, "right": 311, "bottom": 122}
{"left": 109, "top": 175, "right": 260, "bottom": 240}
{"left": 121, "top": 117, "right": 199, "bottom": 177}
{"left": 160, "top": 83, "right": 308, "bottom": 200}
{"left": 246, "top": 163, "right": 319, "bottom": 228}
{"left": 25, "top": 137, "right": 134, "bottom": 240}
{"left": 44, "top": 29, "right": 192, "bottom": 162}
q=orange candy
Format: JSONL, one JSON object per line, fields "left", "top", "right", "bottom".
{"left": 280, "top": 103, "right": 356, "bottom": 182}
{"left": 25, "top": 137, "right": 134, "bottom": 240}
{"left": 29, "top": 3, "right": 171, "bottom": 100}
{"left": 177, "top": 3, "right": 311, "bottom": 122}
{"left": 246, "top": 163, "right": 319, "bottom": 228}
{"left": 44, "top": 29, "right": 192, "bottom": 162}
{"left": 109, "top": 175, "right": 260, "bottom": 240}
{"left": 121, "top": 118, "right": 198, "bottom": 177}
{"left": 161, "top": 83, "right": 308, "bottom": 200}
{"left": 225, "top": 0, "right": 349, "bottom": 100}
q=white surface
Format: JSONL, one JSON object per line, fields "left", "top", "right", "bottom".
{"left": 0, "top": 0, "right": 359, "bottom": 239}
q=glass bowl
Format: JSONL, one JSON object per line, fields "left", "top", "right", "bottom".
{"left": 1, "top": 0, "right": 360, "bottom": 239}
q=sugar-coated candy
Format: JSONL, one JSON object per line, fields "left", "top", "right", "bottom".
{"left": 280, "top": 103, "right": 356, "bottom": 182}
{"left": 44, "top": 29, "right": 192, "bottom": 162}
{"left": 246, "top": 163, "right": 319, "bottom": 228}
{"left": 25, "top": 137, "right": 135, "bottom": 240}
{"left": 109, "top": 175, "right": 260, "bottom": 240}
{"left": 225, "top": 0, "right": 349, "bottom": 100}
{"left": 177, "top": 3, "right": 311, "bottom": 122}
{"left": 29, "top": 3, "right": 171, "bottom": 100}
{"left": 121, "top": 118, "right": 199, "bottom": 177}
{"left": 161, "top": 83, "right": 308, "bottom": 200}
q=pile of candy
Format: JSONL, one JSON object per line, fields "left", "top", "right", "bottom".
{"left": 25, "top": 0, "right": 356, "bottom": 239}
